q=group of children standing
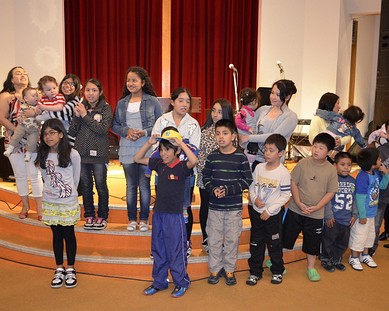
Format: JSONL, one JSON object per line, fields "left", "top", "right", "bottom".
{"left": 7, "top": 67, "right": 388, "bottom": 297}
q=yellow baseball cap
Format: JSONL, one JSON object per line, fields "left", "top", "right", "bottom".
{"left": 157, "top": 129, "right": 183, "bottom": 142}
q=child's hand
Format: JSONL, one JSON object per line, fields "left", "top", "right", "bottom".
{"left": 248, "top": 127, "right": 253, "bottom": 134}
{"left": 379, "top": 162, "right": 389, "bottom": 175}
{"left": 213, "top": 186, "right": 225, "bottom": 198}
{"left": 34, "top": 105, "right": 43, "bottom": 115}
{"left": 254, "top": 197, "right": 265, "bottom": 208}
{"left": 298, "top": 202, "right": 309, "bottom": 214}
{"left": 260, "top": 210, "right": 270, "bottom": 221}
{"left": 148, "top": 134, "right": 159, "bottom": 145}
{"left": 349, "top": 217, "right": 356, "bottom": 227}
{"left": 358, "top": 218, "right": 367, "bottom": 225}
{"left": 169, "top": 137, "right": 182, "bottom": 147}
{"left": 325, "top": 218, "right": 335, "bottom": 228}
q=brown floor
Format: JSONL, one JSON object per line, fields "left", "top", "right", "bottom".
{"left": 2, "top": 244, "right": 389, "bottom": 311}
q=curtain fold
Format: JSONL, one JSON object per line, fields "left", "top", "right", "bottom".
{"left": 64, "top": 0, "right": 163, "bottom": 111}
{"left": 170, "top": 0, "right": 259, "bottom": 124}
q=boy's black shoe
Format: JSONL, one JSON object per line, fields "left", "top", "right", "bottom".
{"left": 246, "top": 274, "right": 262, "bottom": 286}
{"left": 225, "top": 272, "right": 237, "bottom": 286}
{"left": 334, "top": 263, "right": 346, "bottom": 271}
{"left": 207, "top": 268, "right": 225, "bottom": 285}
{"left": 379, "top": 232, "right": 388, "bottom": 241}
{"left": 383, "top": 244, "right": 389, "bottom": 248}
{"left": 321, "top": 261, "right": 335, "bottom": 272}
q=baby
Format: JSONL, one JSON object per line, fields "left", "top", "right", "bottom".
{"left": 4, "top": 87, "right": 40, "bottom": 161}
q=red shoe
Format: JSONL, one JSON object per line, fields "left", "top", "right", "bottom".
{"left": 18, "top": 211, "right": 28, "bottom": 219}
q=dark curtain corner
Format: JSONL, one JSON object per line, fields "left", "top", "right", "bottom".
{"left": 64, "top": 0, "right": 163, "bottom": 112}
{"left": 170, "top": 0, "right": 259, "bottom": 125}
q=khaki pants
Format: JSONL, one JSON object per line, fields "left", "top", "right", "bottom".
{"left": 207, "top": 209, "right": 242, "bottom": 273}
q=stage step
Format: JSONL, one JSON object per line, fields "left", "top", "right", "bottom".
{"left": 0, "top": 183, "right": 305, "bottom": 279}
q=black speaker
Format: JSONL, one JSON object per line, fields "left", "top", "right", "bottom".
{"left": 0, "top": 137, "right": 14, "bottom": 179}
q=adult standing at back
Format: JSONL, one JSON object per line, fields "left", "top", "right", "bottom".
{"left": 239, "top": 79, "right": 298, "bottom": 169}
{"left": 112, "top": 66, "right": 163, "bottom": 232}
{"left": 0, "top": 66, "right": 43, "bottom": 219}
{"left": 308, "top": 92, "right": 350, "bottom": 149}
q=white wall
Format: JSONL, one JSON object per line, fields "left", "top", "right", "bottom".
{"left": 258, "top": 0, "right": 381, "bottom": 132}
{"left": 0, "top": 0, "right": 65, "bottom": 86}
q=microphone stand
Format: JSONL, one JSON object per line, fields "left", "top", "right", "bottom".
{"left": 232, "top": 70, "right": 239, "bottom": 112}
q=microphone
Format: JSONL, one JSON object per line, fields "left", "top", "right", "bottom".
{"left": 276, "top": 61, "right": 284, "bottom": 73}
{"left": 229, "top": 64, "right": 238, "bottom": 72}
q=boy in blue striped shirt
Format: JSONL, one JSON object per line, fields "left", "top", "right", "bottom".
{"left": 203, "top": 119, "right": 252, "bottom": 286}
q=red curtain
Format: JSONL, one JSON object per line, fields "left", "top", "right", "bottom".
{"left": 170, "top": 0, "right": 259, "bottom": 124}
{"left": 64, "top": 0, "right": 163, "bottom": 111}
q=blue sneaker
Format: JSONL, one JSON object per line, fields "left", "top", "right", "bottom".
{"left": 143, "top": 285, "right": 166, "bottom": 295}
{"left": 170, "top": 286, "right": 188, "bottom": 298}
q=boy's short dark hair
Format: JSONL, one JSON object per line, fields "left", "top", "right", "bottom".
{"left": 356, "top": 147, "right": 379, "bottom": 171}
{"left": 158, "top": 126, "right": 180, "bottom": 156}
{"left": 334, "top": 151, "right": 352, "bottom": 164}
{"left": 312, "top": 133, "right": 335, "bottom": 151}
{"left": 264, "top": 134, "right": 287, "bottom": 152}
{"left": 215, "top": 119, "right": 237, "bottom": 134}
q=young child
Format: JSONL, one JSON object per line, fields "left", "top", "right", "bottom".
{"left": 152, "top": 87, "right": 201, "bottom": 257}
{"left": 69, "top": 78, "right": 113, "bottom": 230}
{"left": 197, "top": 98, "right": 235, "bottom": 253}
{"left": 36, "top": 75, "right": 65, "bottom": 123}
{"left": 3, "top": 87, "right": 40, "bottom": 161}
{"left": 246, "top": 134, "right": 290, "bottom": 286}
{"left": 283, "top": 133, "right": 338, "bottom": 282}
{"left": 35, "top": 118, "right": 81, "bottom": 288}
{"left": 134, "top": 127, "right": 198, "bottom": 298}
{"left": 202, "top": 119, "right": 253, "bottom": 286}
{"left": 320, "top": 152, "right": 357, "bottom": 272}
{"left": 348, "top": 147, "right": 389, "bottom": 270}
{"left": 235, "top": 88, "right": 259, "bottom": 164}
{"left": 373, "top": 142, "right": 389, "bottom": 252}
{"left": 368, "top": 119, "right": 389, "bottom": 148}
{"left": 315, "top": 105, "right": 367, "bottom": 151}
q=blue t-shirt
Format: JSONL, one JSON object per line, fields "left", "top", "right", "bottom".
{"left": 148, "top": 157, "right": 192, "bottom": 214}
{"left": 329, "top": 174, "right": 355, "bottom": 226}
{"left": 355, "top": 170, "right": 381, "bottom": 218}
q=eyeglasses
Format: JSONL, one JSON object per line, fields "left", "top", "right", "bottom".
{"left": 62, "top": 81, "right": 76, "bottom": 87}
{"left": 43, "top": 130, "right": 59, "bottom": 137}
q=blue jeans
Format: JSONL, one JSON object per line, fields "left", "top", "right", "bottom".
{"left": 123, "top": 163, "right": 151, "bottom": 221}
{"left": 80, "top": 163, "right": 109, "bottom": 219}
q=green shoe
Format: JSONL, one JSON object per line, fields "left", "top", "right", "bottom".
{"left": 306, "top": 268, "right": 321, "bottom": 282}
{"left": 265, "top": 259, "right": 286, "bottom": 275}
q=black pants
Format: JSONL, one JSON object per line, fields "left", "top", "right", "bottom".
{"left": 51, "top": 225, "right": 77, "bottom": 266}
{"left": 199, "top": 188, "right": 209, "bottom": 241}
{"left": 320, "top": 221, "right": 350, "bottom": 264}
{"left": 248, "top": 207, "right": 284, "bottom": 276}
{"left": 185, "top": 186, "right": 195, "bottom": 241}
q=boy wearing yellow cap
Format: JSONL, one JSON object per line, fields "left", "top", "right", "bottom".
{"left": 134, "top": 127, "right": 198, "bottom": 298}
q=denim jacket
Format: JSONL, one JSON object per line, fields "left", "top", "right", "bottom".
{"left": 112, "top": 93, "right": 163, "bottom": 137}
{"left": 315, "top": 109, "right": 367, "bottom": 150}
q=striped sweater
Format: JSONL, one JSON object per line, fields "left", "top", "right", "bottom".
{"left": 202, "top": 148, "right": 252, "bottom": 211}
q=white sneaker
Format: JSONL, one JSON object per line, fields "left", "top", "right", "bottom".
{"left": 360, "top": 254, "right": 377, "bottom": 268}
{"left": 127, "top": 221, "right": 137, "bottom": 232}
{"left": 349, "top": 256, "right": 363, "bottom": 271}
{"left": 139, "top": 221, "right": 149, "bottom": 232}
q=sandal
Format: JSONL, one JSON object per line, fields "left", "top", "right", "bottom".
{"left": 18, "top": 208, "right": 29, "bottom": 219}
